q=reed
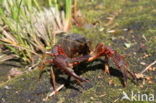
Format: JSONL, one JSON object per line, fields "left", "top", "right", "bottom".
{"left": 0, "top": 0, "right": 73, "bottom": 64}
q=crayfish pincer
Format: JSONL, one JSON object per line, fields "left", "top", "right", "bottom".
{"left": 40, "top": 33, "right": 137, "bottom": 94}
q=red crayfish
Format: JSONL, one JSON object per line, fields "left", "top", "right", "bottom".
{"left": 40, "top": 33, "right": 137, "bottom": 94}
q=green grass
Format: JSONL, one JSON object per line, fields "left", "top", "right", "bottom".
{"left": 0, "top": 0, "right": 73, "bottom": 63}
{"left": 78, "top": 0, "right": 156, "bottom": 50}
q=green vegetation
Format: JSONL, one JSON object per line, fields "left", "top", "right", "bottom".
{"left": 0, "top": 0, "right": 73, "bottom": 63}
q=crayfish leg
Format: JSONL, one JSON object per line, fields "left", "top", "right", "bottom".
{"left": 50, "top": 67, "right": 56, "bottom": 92}
{"left": 122, "top": 70, "right": 128, "bottom": 87}
{"left": 104, "top": 63, "right": 110, "bottom": 74}
{"left": 103, "top": 56, "right": 110, "bottom": 74}
{"left": 53, "top": 55, "right": 89, "bottom": 84}
{"left": 64, "top": 67, "right": 89, "bottom": 83}
{"left": 38, "top": 59, "right": 54, "bottom": 79}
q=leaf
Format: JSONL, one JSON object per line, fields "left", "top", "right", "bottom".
{"left": 99, "top": 27, "right": 104, "bottom": 31}
{"left": 140, "top": 62, "right": 146, "bottom": 65}
{"left": 0, "top": 54, "right": 16, "bottom": 63}
{"left": 124, "top": 42, "right": 131, "bottom": 48}
{"left": 135, "top": 73, "right": 144, "bottom": 79}
{"left": 8, "top": 68, "right": 23, "bottom": 78}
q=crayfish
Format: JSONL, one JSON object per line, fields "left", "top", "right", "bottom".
{"left": 40, "top": 33, "right": 137, "bottom": 96}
